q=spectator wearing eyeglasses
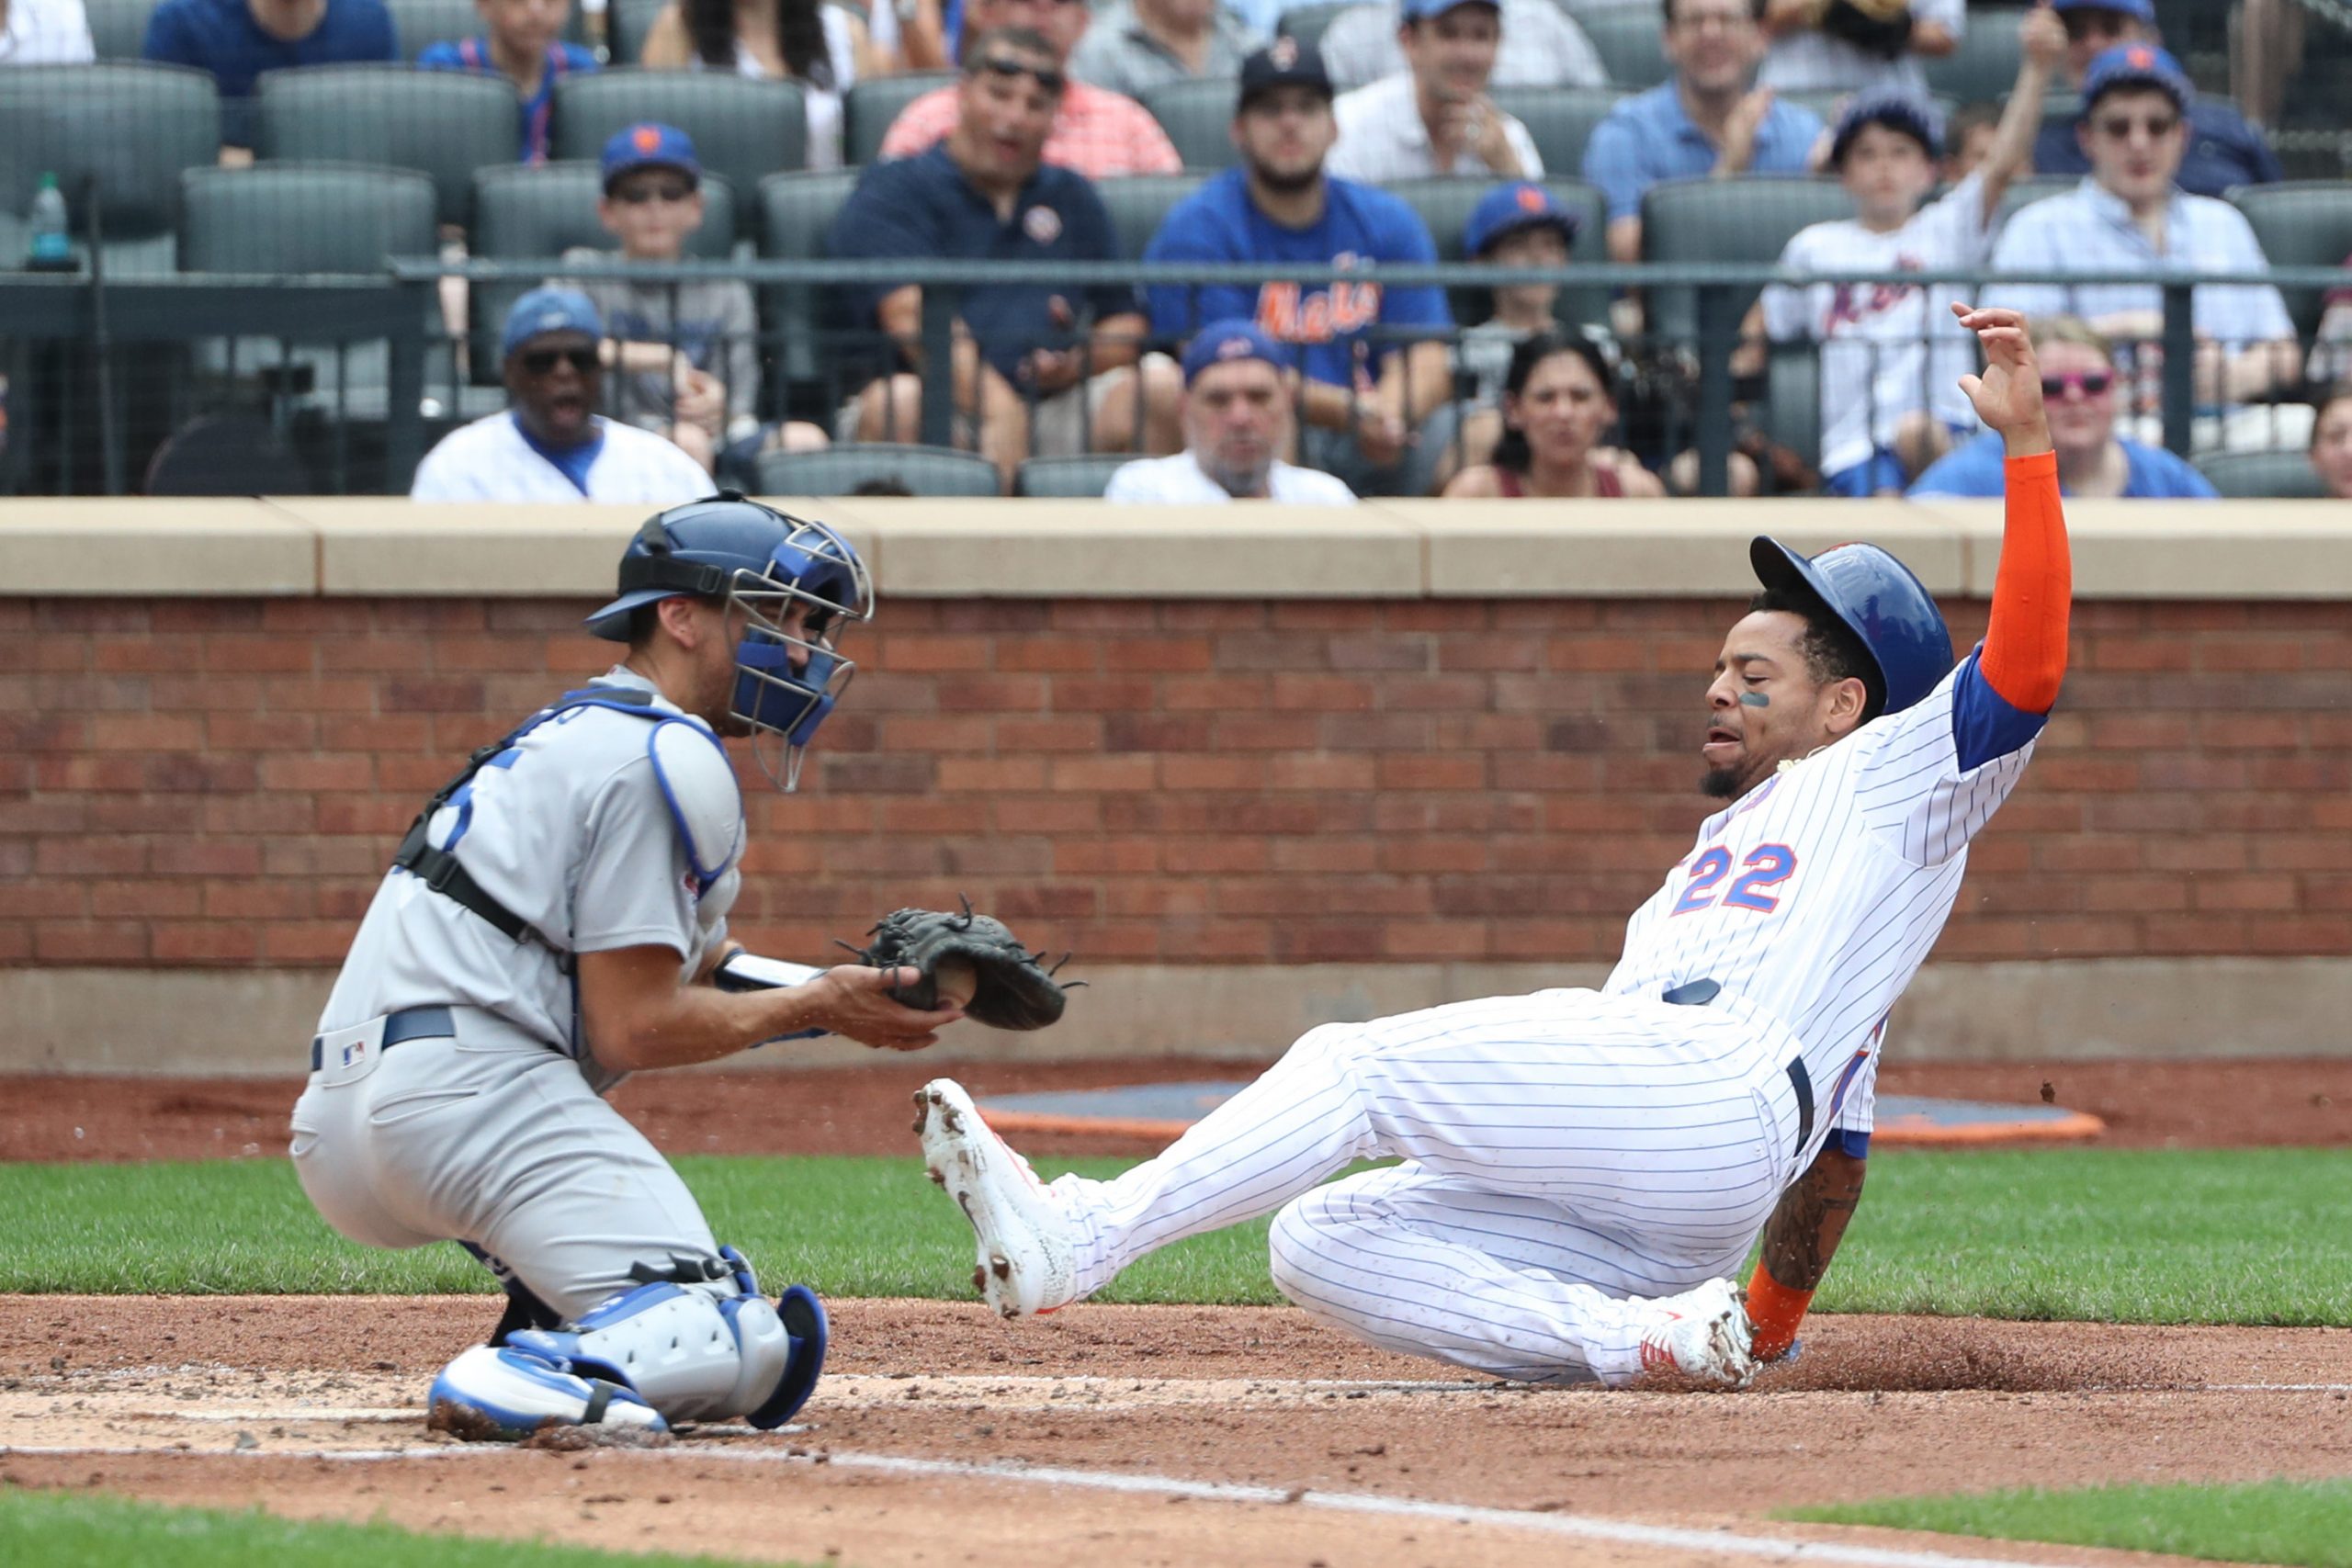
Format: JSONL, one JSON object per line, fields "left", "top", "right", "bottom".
{"left": 559, "top": 124, "right": 827, "bottom": 478}
{"left": 2031, "top": 0, "right": 2278, "bottom": 198}
{"left": 1069, "top": 0, "right": 1262, "bottom": 102}
{"left": 876, "top": 0, "right": 1181, "bottom": 176}
{"left": 2310, "top": 386, "right": 2352, "bottom": 502}
{"left": 1908, "top": 315, "right": 2214, "bottom": 499}
{"left": 829, "top": 27, "right": 1183, "bottom": 488}
{"left": 1986, "top": 45, "right": 2299, "bottom": 420}
{"left": 1326, "top": 0, "right": 1543, "bottom": 185}
{"left": 1315, "top": 0, "right": 1602, "bottom": 95}
{"left": 411, "top": 288, "right": 716, "bottom": 502}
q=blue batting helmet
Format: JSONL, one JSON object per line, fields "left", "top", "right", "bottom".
{"left": 1749, "top": 537, "right": 1952, "bottom": 720}
{"left": 588, "top": 493, "right": 874, "bottom": 789}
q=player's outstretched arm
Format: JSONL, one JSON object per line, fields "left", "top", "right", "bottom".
{"left": 579, "top": 945, "right": 961, "bottom": 1072}
{"left": 1954, "top": 303, "right": 2072, "bottom": 718}
{"left": 1744, "top": 1145, "right": 1865, "bottom": 1363}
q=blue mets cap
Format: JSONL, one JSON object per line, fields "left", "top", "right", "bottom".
{"left": 2049, "top": 0, "right": 2154, "bottom": 20}
{"left": 1181, "top": 320, "right": 1286, "bottom": 385}
{"left": 2080, "top": 43, "right": 2192, "bottom": 112}
{"left": 502, "top": 287, "right": 604, "bottom": 358}
{"left": 1463, "top": 182, "right": 1579, "bottom": 259}
{"left": 600, "top": 122, "right": 702, "bottom": 191}
{"left": 1829, "top": 87, "right": 1945, "bottom": 165}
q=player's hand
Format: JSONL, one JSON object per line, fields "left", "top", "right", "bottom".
{"left": 2019, "top": 3, "right": 2067, "bottom": 73}
{"left": 1951, "top": 303, "right": 2052, "bottom": 456}
{"left": 808, "top": 964, "right": 963, "bottom": 1051}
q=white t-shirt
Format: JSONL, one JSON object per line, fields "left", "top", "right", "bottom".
{"left": 1759, "top": 0, "right": 1962, "bottom": 95}
{"left": 1326, "top": 72, "right": 1544, "bottom": 185}
{"left": 716, "top": 6, "right": 859, "bottom": 170}
{"left": 1104, "top": 450, "right": 1359, "bottom": 504}
{"left": 1759, "top": 171, "right": 1993, "bottom": 479}
{"left": 410, "top": 412, "right": 714, "bottom": 503}
{"left": 0, "top": 0, "right": 95, "bottom": 62}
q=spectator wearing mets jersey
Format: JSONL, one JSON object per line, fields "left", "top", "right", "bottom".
{"left": 411, "top": 288, "right": 713, "bottom": 502}
{"left": 876, "top": 0, "right": 1181, "bottom": 176}
{"left": 1325, "top": 0, "right": 1543, "bottom": 185}
{"left": 1106, "top": 321, "right": 1360, "bottom": 503}
{"left": 417, "top": 0, "right": 598, "bottom": 164}
{"left": 1143, "top": 41, "right": 1453, "bottom": 496}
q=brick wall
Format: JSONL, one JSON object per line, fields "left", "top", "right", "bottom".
{"left": 4, "top": 594, "right": 2348, "bottom": 970}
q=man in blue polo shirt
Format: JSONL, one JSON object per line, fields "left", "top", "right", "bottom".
{"left": 1580, "top": 0, "right": 1825, "bottom": 266}
{"left": 827, "top": 23, "right": 1181, "bottom": 490}
{"left": 2032, "top": 0, "right": 2278, "bottom": 199}
{"left": 143, "top": 0, "right": 398, "bottom": 146}
{"left": 1142, "top": 39, "right": 1453, "bottom": 496}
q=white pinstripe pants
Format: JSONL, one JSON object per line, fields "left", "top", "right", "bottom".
{"left": 1048, "top": 989, "right": 1808, "bottom": 1383}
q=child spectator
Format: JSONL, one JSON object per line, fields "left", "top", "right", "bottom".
{"left": 1941, "top": 99, "right": 1998, "bottom": 184}
{"left": 1436, "top": 180, "right": 1586, "bottom": 486}
{"left": 417, "top": 0, "right": 597, "bottom": 165}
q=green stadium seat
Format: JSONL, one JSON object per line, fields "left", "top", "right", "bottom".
{"left": 758, "top": 442, "right": 1003, "bottom": 496}
{"left": 257, "top": 65, "right": 516, "bottom": 229}
{"left": 1489, "top": 86, "right": 1622, "bottom": 184}
{"left": 1991, "top": 174, "right": 2079, "bottom": 231}
{"left": 1640, "top": 175, "right": 1854, "bottom": 343}
{"left": 844, "top": 71, "right": 955, "bottom": 165}
{"left": 554, "top": 70, "right": 806, "bottom": 239}
{"left": 1015, "top": 453, "right": 1128, "bottom": 498}
{"left": 606, "top": 0, "right": 669, "bottom": 64}
{"left": 1763, "top": 344, "right": 1820, "bottom": 491}
{"left": 1276, "top": 0, "right": 1355, "bottom": 52}
{"left": 0, "top": 63, "right": 220, "bottom": 259}
{"left": 1095, "top": 172, "right": 1206, "bottom": 265}
{"left": 2229, "top": 182, "right": 2352, "bottom": 340}
{"left": 83, "top": 0, "right": 159, "bottom": 59}
{"left": 1923, "top": 6, "right": 2029, "bottom": 105}
{"left": 1385, "top": 175, "right": 1611, "bottom": 330}
{"left": 2194, "top": 447, "right": 2327, "bottom": 500}
{"left": 758, "top": 167, "right": 863, "bottom": 397}
{"left": 1142, "top": 77, "right": 1241, "bottom": 171}
{"left": 1578, "top": 4, "right": 1668, "bottom": 92}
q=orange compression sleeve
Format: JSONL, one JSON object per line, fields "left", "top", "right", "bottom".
{"left": 1977, "top": 450, "right": 2072, "bottom": 715}
{"left": 1744, "top": 1262, "right": 1813, "bottom": 1363}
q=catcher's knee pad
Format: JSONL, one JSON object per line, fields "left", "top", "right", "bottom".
{"left": 507, "top": 1247, "right": 828, "bottom": 1428}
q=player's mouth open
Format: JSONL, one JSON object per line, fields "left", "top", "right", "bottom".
{"left": 1702, "top": 724, "right": 1741, "bottom": 762}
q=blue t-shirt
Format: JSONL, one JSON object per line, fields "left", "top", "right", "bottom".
{"left": 416, "top": 38, "right": 598, "bottom": 164}
{"left": 1582, "top": 80, "right": 1826, "bottom": 223}
{"left": 1908, "top": 432, "right": 2218, "bottom": 500}
{"left": 2033, "top": 96, "right": 2280, "bottom": 200}
{"left": 143, "top": 0, "right": 397, "bottom": 100}
{"left": 1142, "top": 169, "right": 1451, "bottom": 389}
{"left": 825, "top": 145, "right": 1140, "bottom": 385}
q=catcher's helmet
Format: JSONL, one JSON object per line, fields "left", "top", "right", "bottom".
{"left": 587, "top": 493, "right": 874, "bottom": 789}
{"left": 1749, "top": 536, "right": 1951, "bottom": 721}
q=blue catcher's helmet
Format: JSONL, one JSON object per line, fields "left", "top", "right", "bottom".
{"left": 1749, "top": 536, "right": 1952, "bottom": 721}
{"left": 587, "top": 493, "right": 874, "bottom": 789}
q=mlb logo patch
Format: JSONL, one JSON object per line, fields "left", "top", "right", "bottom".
{"left": 340, "top": 1039, "right": 368, "bottom": 1069}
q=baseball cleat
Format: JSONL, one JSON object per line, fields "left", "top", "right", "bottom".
{"left": 914, "top": 1077, "right": 1078, "bottom": 1319}
{"left": 425, "top": 1344, "right": 669, "bottom": 1442}
{"left": 1634, "top": 1278, "right": 1758, "bottom": 1390}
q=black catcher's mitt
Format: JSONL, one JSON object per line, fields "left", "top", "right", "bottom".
{"left": 1818, "top": 0, "right": 1915, "bottom": 61}
{"left": 851, "top": 901, "right": 1074, "bottom": 1031}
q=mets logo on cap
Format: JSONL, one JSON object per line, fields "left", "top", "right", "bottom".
{"left": 632, "top": 124, "right": 662, "bottom": 153}
{"left": 1023, "top": 205, "right": 1062, "bottom": 244}
{"left": 2125, "top": 45, "right": 2154, "bottom": 67}
{"left": 1514, "top": 185, "right": 1544, "bottom": 214}
{"left": 1269, "top": 35, "right": 1297, "bottom": 68}
{"left": 1216, "top": 335, "right": 1254, "bottom": 362}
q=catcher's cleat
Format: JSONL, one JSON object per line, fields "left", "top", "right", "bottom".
{"left": 1633, "top": 1278, "right": 1758, "bottom": 1390}
{"left": 426, "top": 1345, "right": 669, "bottom": 1442}
{"left": 914, "top": 1078, "right": 1078, "bottom": 1319}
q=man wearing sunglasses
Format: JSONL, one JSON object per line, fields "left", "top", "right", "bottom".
{"left": 409, "top": 288, "right": 714, "bottom": 502}
{"left": 1987, "top": 44, "right": 2299, "bottom": 424}
{"left": 1911, "top": 315, "right": 2214, "bottom": 499}
{"left": 2030, "top": 0, "right": 2278, "bottom": 200}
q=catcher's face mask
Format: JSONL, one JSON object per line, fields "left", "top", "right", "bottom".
{"left": 726, "top": 518, "right": 874, "bottom": 792}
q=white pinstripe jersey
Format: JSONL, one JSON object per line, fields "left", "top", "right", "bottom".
{"left": 1603, "top": 653, "right": 2043, "bottom": 1139}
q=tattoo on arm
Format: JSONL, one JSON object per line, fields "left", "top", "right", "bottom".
{"left": 1758, "top": 1148, "right": 1866, "bottom": 1292}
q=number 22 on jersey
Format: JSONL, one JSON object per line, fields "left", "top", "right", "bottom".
{"left": 1670, "top": 844, "right": 1797, "bottom": 916}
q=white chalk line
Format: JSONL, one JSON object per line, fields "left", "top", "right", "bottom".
{"left": 0, "top": 1439, "right": 2087, "bottom": 1568}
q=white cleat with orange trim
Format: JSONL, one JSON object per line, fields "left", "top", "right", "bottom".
{"left": 915, "top": 1078, "right": 1079, "bottom": 1319}
{"left": 1634, "top": 1278, "right": 1758, "bottom": 1390}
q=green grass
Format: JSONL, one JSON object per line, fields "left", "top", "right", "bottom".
{"left": 1785, "top": 1479, "right": 2352, "bottom": 1568}
{"left": 0, "top": 1488, "right": 792, "bottom": 1567}
{"left": 3, "top": 1147, "right": 2349, "bottom": 1325}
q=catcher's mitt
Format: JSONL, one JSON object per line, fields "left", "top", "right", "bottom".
{"left": 850, "top": 900, "right": 1075, "bottom": 1031}
{"left": 1818, "top": 0, "right": 1914, "bottom": 60}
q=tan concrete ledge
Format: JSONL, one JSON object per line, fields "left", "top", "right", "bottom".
{"left": 5, "top": 497, "right": 2351, "bottom": 600}
{"left": 5, "top": 958, "right": 2346, "bottom": 1077}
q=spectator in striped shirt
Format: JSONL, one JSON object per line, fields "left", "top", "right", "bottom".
{"left": 417, "top": 0, "right": 598, "bottom": 165}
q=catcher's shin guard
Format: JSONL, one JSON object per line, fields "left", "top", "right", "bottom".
{"left": 426, "top": 1345, "right": 668, "bottom": 1442}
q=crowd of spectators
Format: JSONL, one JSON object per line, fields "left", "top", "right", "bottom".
{"left": 2, "top": 0, "right": 2346, "bottom": 502}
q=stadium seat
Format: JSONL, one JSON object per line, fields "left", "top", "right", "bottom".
{"left": 0, "top": 63, "right": 220, "bottom": 269}
{"left": 2194, "top": 447, "right": 2327, "bottom": 500}
{"left": 1143, "top": 77, "right": 1241, "bottom": 171}
{"left": 1923, "top": 6, "right": 2029, "bottom": 105}
{"left": 606, "top": 0, "right": 669, "bottom": 64}
{"left": 1762, "top": 343, "right": 1820, "bottom": 491}
{"left": 844, "top": 71, "right": 956, "bottom": 166}
{"left": 1385, "top": 175, "right": 1611, "bottom": 329}
{"left": 757, "top": 442, "right": 1003, "bottom": 496}
{"left": 1276, "top": 0, "right": 1355, "bottom": 53}
{"left": 758, "top": 167, "right": 863, "bottom": 397}
{"left": 471, "top": 161, "right": 740, "bottom": 383}
{"left": 1096, "top": 172, "right": 1206, "bottom": 265}
{"left": 1578, "top": 4, "right": 1668, "bottom": 92}
{"left": 389, "top": 0, "right": 591, "bottom": 60}
{"left": 553, "top": 71, "right": 806, "bottom": 239}
{"left": 143, "top": 412, "right": 314, "bottom": 495}
{"left": 1992, "top": 173, "right": 2079, "bottom": 231}
{"left": 2230, "top": 183, "right": 2352, "bottom": 340}
{"left": 257, "top": 65, "right": 516, "bottom": 229}
{"left": 1015, "top": 453, "right": 1128, "bottom": 498}
{"left": 83, "top": 0, "right": 158, "bottom": 59}
{"left": 1640, "top": 175, "right": 1853, "bottom": 343}
{"left": 1490, "top": 86, "right": 1622, "bottom": 184}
